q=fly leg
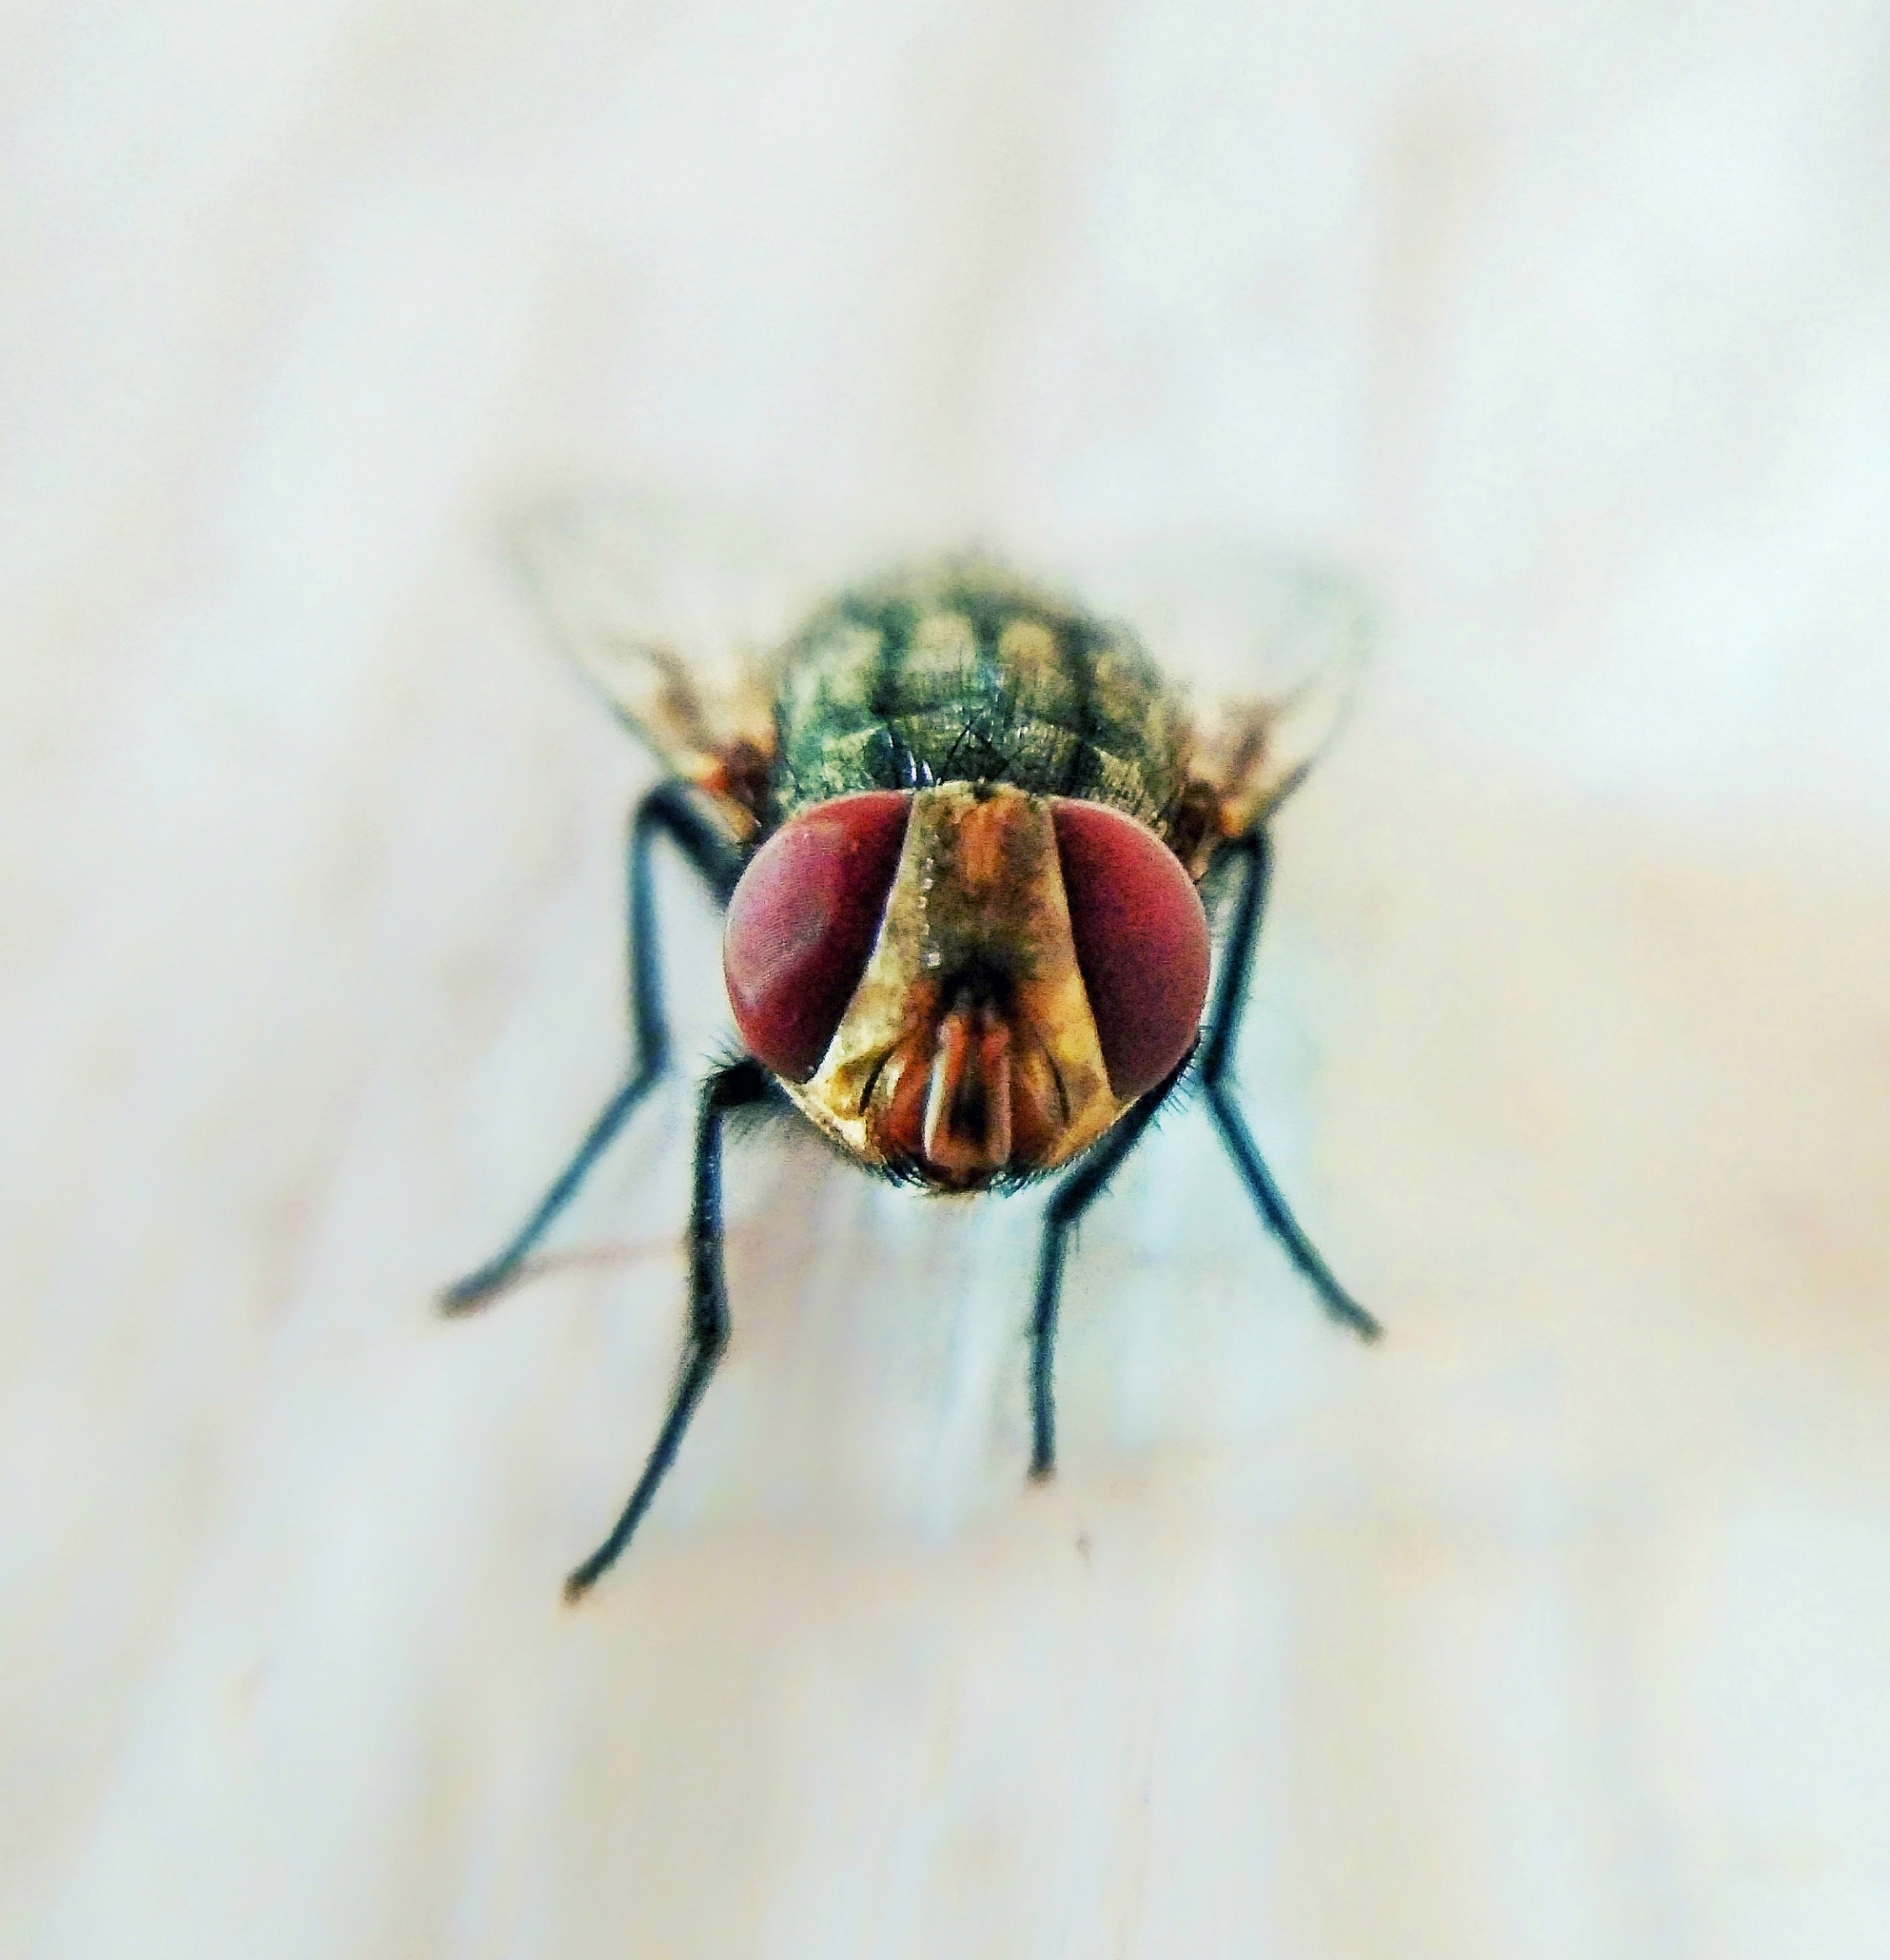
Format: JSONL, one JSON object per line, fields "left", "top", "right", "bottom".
{"left": 1200, "top": 830, "right": 1380, "bottom": 1339}
{"left": 442, "top": 781, "right": 747, "bottom": 1312}
{"left": 1027, "top": 1068, "right": 1180, "bottom": 1481}
{"left": 564, "top": 1058, "right": 769, "bottom": 1598}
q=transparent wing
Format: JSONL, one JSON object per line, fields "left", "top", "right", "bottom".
{"left": 508, "top": 490, "right": 822, "bottom": 834}
{"left": 512, "top": 496, "right": 1374, "bottom": 841}
{"left": 1030, "top": 530, "right": 1375, "bottom": 832}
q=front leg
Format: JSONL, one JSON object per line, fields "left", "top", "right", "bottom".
{"left": 1200, "top": 830, "right": 1379, "bottom": 1340}
{"left": 442, "top": 781, "right": 747, "bottom": 1313}
{"left": 563, "top": 1058, "right": 771, "bottom": 1598}
{"left": 1027, "top": 1064, "right": 1183, "bottom": 1480}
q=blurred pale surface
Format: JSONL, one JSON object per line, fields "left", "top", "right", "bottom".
{"left": 5, "top": 3, "right": 1889, "bottom": 1956}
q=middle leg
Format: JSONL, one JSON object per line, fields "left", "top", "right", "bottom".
{"left": 442, "top": 781, "right": 746, "bottom": 1312}
{"left": 1200, "top": 830, "right": 1379, "bottom": 1339}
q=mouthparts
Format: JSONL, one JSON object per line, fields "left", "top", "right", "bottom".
{"left": 921, "top": 1001, "right": 1014, "bottom": 1180}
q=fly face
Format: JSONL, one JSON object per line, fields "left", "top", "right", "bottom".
{"left": 723, "top": 782, "right": 1212, "bottom": 1188}
{"left": 448, "top": 506, "right": 1381, "bottom": 1597}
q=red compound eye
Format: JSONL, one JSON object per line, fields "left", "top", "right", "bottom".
{"left": 723, "top": 792, "right": 912, "bottom": 1080}
{"left": 1053, "top": 800, "right": 1211, "bottom": 1099}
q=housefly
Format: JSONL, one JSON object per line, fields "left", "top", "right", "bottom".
{"left": 446, "top": 503, "right": 1381, "bottom": 1598}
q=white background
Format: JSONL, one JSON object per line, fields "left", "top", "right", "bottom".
{"left": 6, "top": 3, "right": 1889, "bottom": 1955}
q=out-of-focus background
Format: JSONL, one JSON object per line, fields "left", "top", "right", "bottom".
{"left": 6, "top": 3, "right": 1889, "bottom": 1955}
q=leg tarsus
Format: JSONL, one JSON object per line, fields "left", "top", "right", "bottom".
{"left": 562, "top": 1337, "right": 723, "bottom": 1600}
{"left": 441, "top": 1065, "right": 663, "bottom": 1313}
{"left": 1204, "top": 1080, "right": 1381, "bottom": 1340}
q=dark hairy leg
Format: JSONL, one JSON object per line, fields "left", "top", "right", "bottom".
{"left": 441, "top": 781, "right": 746, "bottom": 1313}
{"left": 1027, "top": 1067, "right": 1182, "bottom": 1479}
{"left": 1026, "top": 828, "right": 1379, "bottom": 1482}
{"left": 564, "top": 1058, "right": 770, "bottom": 1599}
{"left": 1199, "top": 830, "right": 1380, "bottom": 1339}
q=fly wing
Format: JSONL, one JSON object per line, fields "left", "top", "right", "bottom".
{"left": 1176, "top": 560, "right": 1374, "bottom": 834}
{"left": 1037, "top": 534, "right": 1373, "bottom": 840}
{"left": 510, "top": 494, "right": 800, "bottom": 839}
